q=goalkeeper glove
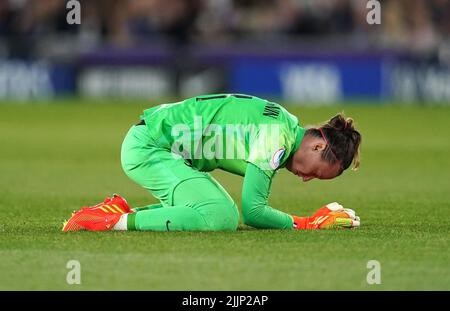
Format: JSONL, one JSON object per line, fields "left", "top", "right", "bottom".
{"left": 292, "top": 202, "right": 360, "bottom": 230}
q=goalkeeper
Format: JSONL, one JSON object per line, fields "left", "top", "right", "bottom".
{"left": 63, "top": 94, "right": 361, "bottom": 232}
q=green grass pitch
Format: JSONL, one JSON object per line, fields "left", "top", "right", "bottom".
{"left": 0, "top": 99, "right": 449, "bottom": 290}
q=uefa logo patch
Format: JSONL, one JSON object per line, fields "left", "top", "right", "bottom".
{"left": 270, "top": 148, "right": 285, "bottom": 169}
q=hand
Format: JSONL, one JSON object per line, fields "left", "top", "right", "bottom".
{"left": 292, "top": 202, "right": 360, "bottom": 230}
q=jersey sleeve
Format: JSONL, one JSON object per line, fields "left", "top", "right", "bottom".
{"left": 246, "top": 124, "right": 292, "bottom": 176}
{"left": 241, "top": 162, "right": 294, "bottom": 229}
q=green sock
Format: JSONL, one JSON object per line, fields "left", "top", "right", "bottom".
{"left": 127, "top": 213, "right": 137, "bottom": 230}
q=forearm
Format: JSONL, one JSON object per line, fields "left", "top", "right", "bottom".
{"left": 242, "top": 201, "right": 294, "bottom": 229}
{"left": 242, "top": 163, "right": 294, "bottom": 229}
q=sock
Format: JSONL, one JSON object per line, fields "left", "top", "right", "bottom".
{"left": 127, "top": 212, "right": 136, "bottom": 230}
{"left": 113, "top": 214, "right": 128, "bottom": 231}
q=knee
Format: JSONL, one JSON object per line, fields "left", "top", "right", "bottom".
{"left": 198, "top": 199, "right": 239, "bottom": 231}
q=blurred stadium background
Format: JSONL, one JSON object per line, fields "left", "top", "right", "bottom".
{"left": 0, "top": 0, "right": 449, "bottom": 103}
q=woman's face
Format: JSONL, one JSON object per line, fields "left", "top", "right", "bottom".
{"left": 286, "top": 135, "right": 342, "bottom": 182}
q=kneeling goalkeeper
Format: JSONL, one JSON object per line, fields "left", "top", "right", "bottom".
{"left": 63, "top": 94, "right": 362, "bottom": 232}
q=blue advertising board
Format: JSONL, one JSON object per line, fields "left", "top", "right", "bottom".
{"left": 228, "top": 54, "right": 387, "bottom": 102}
{"left": 2, "top": 49, "right": 449, "bottom": 103}
{"left": 0, "top": 60, "right": 75, "bottom": 100}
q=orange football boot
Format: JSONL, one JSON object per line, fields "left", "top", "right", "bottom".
{"left": 62, "top": 194, "right": 132, "bottom": 232}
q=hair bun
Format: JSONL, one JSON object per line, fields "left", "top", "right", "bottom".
{"left": 327, "top": 113, "right": 353, "bottom": 131}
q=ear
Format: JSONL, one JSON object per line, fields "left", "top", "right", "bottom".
{"left": 313, "top": 142, "right": 327, "bottom": 152}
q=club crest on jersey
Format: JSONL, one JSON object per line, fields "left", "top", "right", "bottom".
{"left": 270, "top": 148, "right": 285, "bottom": 169}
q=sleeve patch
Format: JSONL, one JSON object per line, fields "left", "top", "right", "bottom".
{"left": 270, "top": 148, "right": 285, "bottom": 169}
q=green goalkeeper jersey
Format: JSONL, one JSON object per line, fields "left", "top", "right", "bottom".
{"left": 140, "top": 94, "right": 306, "bottom": 229}
{"left": 141, "top": 94, "right": 305, "bottom": 177}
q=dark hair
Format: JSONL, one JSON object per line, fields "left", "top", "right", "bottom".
{"left": 306, "top": 113, "right": 362, "bottom": 172}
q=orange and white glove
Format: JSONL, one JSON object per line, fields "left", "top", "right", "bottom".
{"left": 292, "top": 202, "right": 360, "bottom": 230}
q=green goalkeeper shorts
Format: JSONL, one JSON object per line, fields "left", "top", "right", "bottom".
{"left": 120, "top": 124, "right": 239, "bottom": 231}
